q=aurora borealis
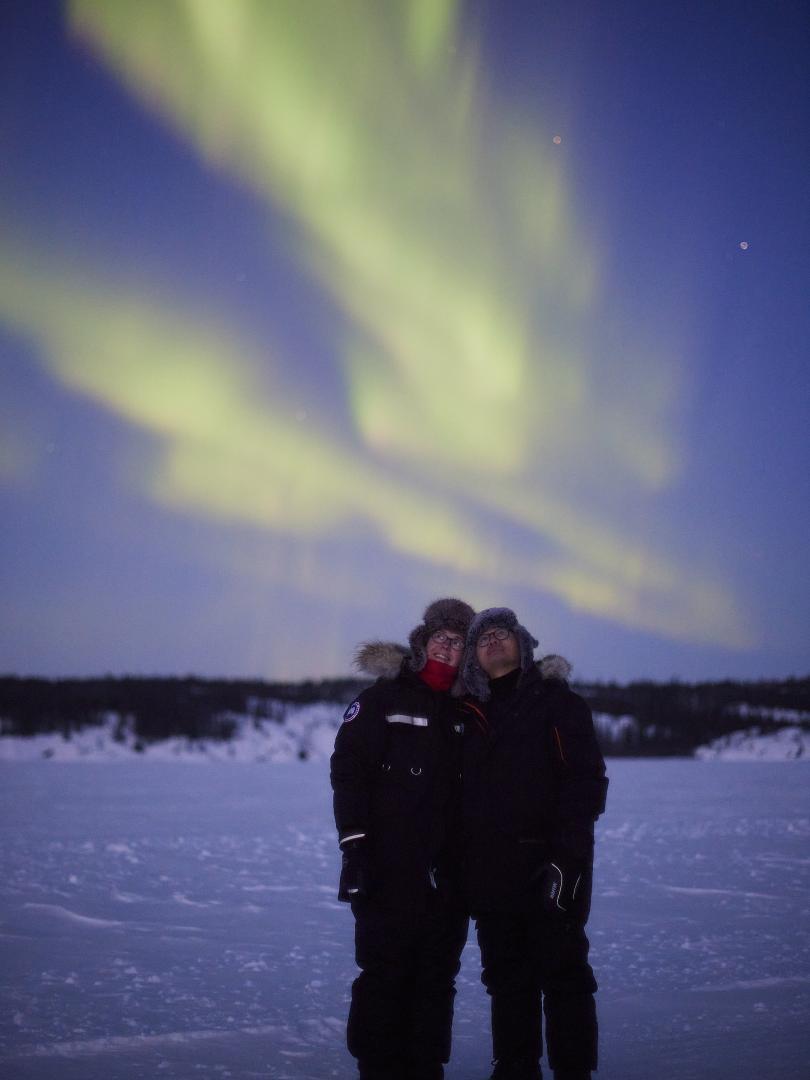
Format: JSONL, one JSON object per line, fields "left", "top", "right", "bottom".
{"left": 1, "top": 1, "right": 807, "bottom": 680}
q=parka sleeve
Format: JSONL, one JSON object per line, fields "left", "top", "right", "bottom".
{"left": 329, "top": 687, "right": 387, "bottom": 847}
{"left": 547, "top": 688, "right": 608, "bottom": 861}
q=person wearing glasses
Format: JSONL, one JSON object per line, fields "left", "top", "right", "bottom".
{"left": 330, "top": 598, "right": 475, "bottom": 1080}
{"left": 459, "top": 608, "right": 608, "bottom": 1080}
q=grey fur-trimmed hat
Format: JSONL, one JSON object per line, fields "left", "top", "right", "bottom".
{"left": 407, "top": 597, "right": 476, "bottom": 673}
{"left": 461, "top": 606, "right": 539, "bottom": 701}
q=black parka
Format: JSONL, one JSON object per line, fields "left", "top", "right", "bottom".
{"left": 460, "top": 664, "right": 608, "bottom": 914}
{"left": 330, "top": 665, "right": 464, "bottom": 911}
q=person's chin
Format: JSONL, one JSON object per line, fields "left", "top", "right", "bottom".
{"left": 431, "top": 654, "right": 452, "bottom": 666}
{"left": 487, "top": 660, "right": 513, "bottom": 677}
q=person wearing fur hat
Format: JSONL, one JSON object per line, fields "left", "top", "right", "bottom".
{"left": 459, "top": 607, "right": 608, "bottom": 1080}
{"left": 330, "top": 598, "right": 475, "bottom": 1080}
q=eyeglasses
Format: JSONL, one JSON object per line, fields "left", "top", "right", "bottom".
{"left": 477, "top": 627, "right": 511, "bottom": 648}
{"left": 430, "top": 631, "right": 465, "bottom": 651}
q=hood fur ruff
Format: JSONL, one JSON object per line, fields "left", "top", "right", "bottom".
{"left": 352, "top": 638, "right": 468, "bottom": 694}
{"left": 539, "top": 654, "right": 573, "bottom": 681}
{"left": 353, "top": 640, "right": 408, "bottom": 680}
{"left": 352, "top": 641, "right": 572, "bottom": 695}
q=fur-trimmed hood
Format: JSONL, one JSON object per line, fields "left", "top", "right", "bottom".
{"left": 536, "top": 653, "right": 572, "bottom": 681}
{"left": 352, "top": 640, "right": 571, "bottom": 698}
{"left": 353, "top": 640, "right": 408, "bottom": 680}
{"left": 352, "top": 638, "right": 469, "bottom": 694}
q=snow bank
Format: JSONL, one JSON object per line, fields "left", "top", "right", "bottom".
{"left": 723, "top": 703, "right": 810, "bottom": 723}
{"left": 593, "top": 711, "right": 639, "bottom": 743}
{"left": 695, "top": 725, "right": 810, "bottom": 761}
{"left": 0, "top": 703, "right": 343, "bottom": 763}
{"left": 4, "top": 705, "right": 809, "bottom": 764}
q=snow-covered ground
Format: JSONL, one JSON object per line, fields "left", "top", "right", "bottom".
{"left": 1, "top": 760, "right": 808, "bottom": 1079}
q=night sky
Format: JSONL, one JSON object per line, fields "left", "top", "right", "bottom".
{"left": 1, "top": 0, "right": 808, "bottom": 683}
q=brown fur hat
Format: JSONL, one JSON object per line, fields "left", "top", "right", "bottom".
{"left": 407, "top": 598, "right": 476, "bottom": 673}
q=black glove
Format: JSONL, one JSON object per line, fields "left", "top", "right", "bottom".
{"left": 535, "top": 857, "right": 589, "bottom": 922}
{"left": 338, "top": 839, "right": 373, "bottom": 903}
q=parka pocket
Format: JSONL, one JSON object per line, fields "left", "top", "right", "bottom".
{"left": 375, "top": 756, "right": 428, "bottom": 816}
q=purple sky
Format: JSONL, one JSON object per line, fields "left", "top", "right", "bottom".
{"left": 1, "top": 0, "right": 808, "bottom": 682}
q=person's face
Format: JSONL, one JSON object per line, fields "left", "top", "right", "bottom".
{"left": 476, "top": 626, "right": 520, "bottom": 678}
{"left": 426, "top": 628, "right": 465, "bottom": 669}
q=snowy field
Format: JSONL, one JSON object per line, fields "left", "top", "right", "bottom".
{"left": 1, "top": 760, "right": 809, "bottom": 1080}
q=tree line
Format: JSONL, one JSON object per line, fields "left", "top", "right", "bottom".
{"left": 580, "top": 676, "right": 809, "bottom": 755}
{"left": 0, "top": 674, "right": 807, "bottom": 756}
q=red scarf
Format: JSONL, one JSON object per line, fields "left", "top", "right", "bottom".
{"left": 418, "top": 658, "right": 457, "bottom": 692}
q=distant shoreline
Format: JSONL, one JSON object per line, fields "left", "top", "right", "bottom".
{"left": 1, "top": 674, "right": 808, "bottom": 760}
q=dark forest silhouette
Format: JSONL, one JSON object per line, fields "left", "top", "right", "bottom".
{"left": 1, "top": 675, "right": 807, "bottom": 757}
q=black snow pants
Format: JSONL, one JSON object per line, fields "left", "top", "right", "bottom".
{"left": 349, "top": 889, "right": 469, "bottom": 1080}
{"left": 476, "top": 909, "right": 598, "bottom": 1074}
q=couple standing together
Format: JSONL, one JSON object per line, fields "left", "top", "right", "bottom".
{"left": 330, "top": 598, "right": 609, "bottom": 1080}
